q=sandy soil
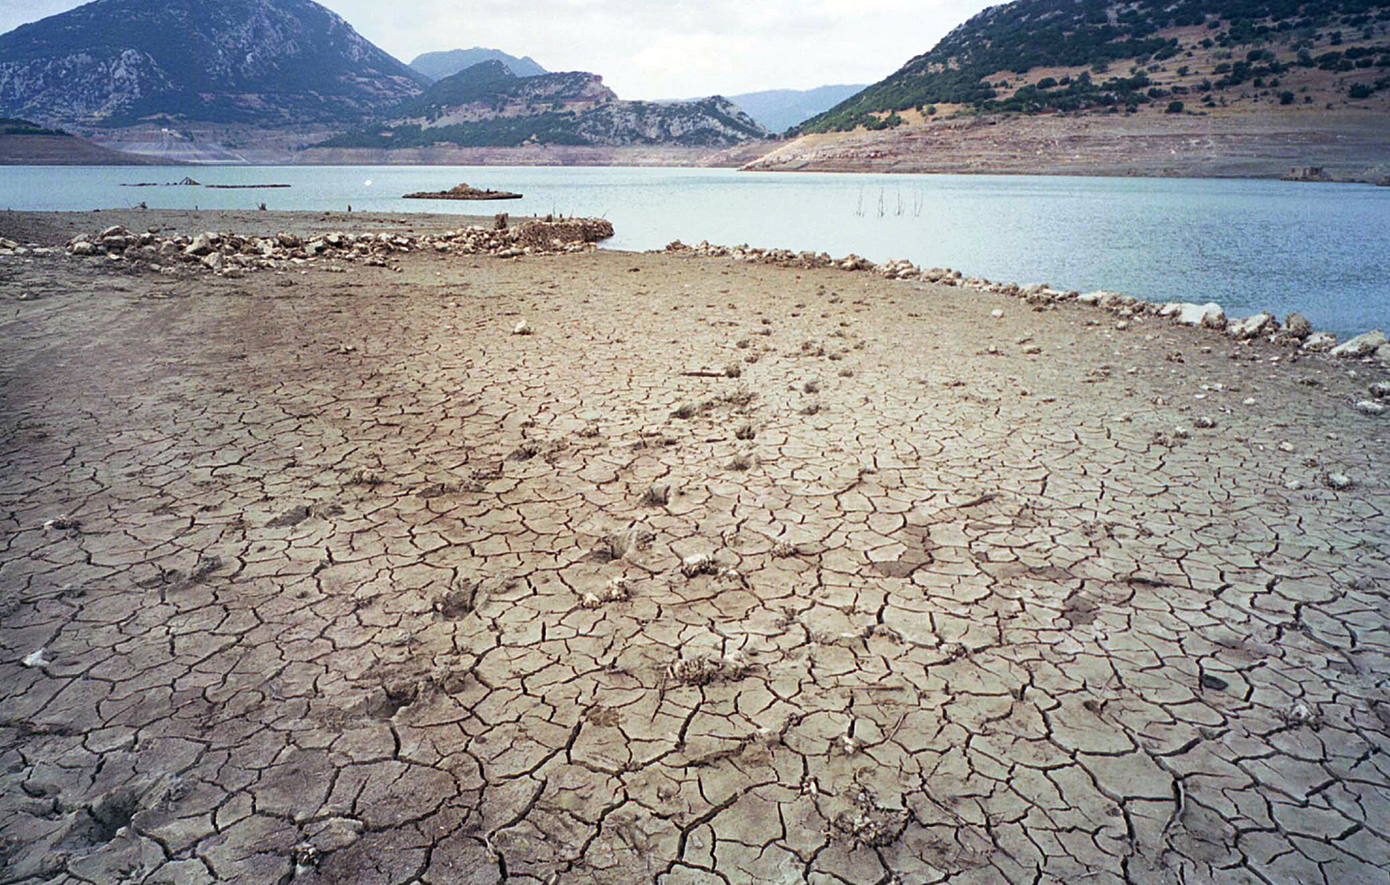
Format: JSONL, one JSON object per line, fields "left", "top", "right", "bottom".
{"left": 1, "top": 210, "right": 1389, "bottom": 884}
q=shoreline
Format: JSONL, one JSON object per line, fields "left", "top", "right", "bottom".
{"left": 3, "top": 208, "right": 1386, "bottom": 354}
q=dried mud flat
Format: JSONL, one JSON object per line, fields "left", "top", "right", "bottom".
{"left": 1, "top": 211, "right": 1389, "bottom": 885}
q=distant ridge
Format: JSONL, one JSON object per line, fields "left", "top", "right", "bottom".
{"left": 410, "top": 48, "right": 547, "bottom": 81}
{"left": 720, "top": 85, "right": 868, "bottom": 133}
{"left": 322, "top": 60, "right": 770, "bottom": 149}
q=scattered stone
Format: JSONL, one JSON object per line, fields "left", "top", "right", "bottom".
{"left": 1353, "top": 400, "right": 1386, "bottom": 416}
{"left": 512, "top": 319, "right": 532, "bottom": 336}
{"left": 1325, "top": 472, "right": 1354, "bottom": 490}
{"left": 1199, "top": 673, "right": 1230, "bottom": 691}
{"left": 579, "top": 592, "right": 602, "bottom": 609}
{"left": 602, "top": 578, "right": 630, "bottom": 602}
{"left": 680, "top": 553, "right": 720, "bottom": 577}
{"left": 640, "top": 483, "right": 671, "bottom": 507}
{"left": 21, "top": 649, "right": 49, "bottom": 668}
{"left": 772, "top": 541, "right": 799, "bottom": 558}
{"left": 1194, "top": 416, "right": 1217, "bottom": 429}
{"left": 1279, "top": 702, "right": 1323, "bottom": 729}
{"left": 1371, "top": 382, "right": 1390, "bottom": 399}
{"left": 990, "top": 308, "right": 1003, "bottom": 319}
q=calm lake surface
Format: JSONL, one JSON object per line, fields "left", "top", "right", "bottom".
{"left": 3, "top": 164, "right": 1388, "bottom": 335}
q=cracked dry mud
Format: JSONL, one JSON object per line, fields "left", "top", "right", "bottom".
{"left": 2, "top": 212, "right": 1389, "bottom": 884}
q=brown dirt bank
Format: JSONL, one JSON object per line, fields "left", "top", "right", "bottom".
{"left": 1, "top": 210, "right": 1389, "bottom": 884}
{"left": 0, "top": 134, "right": 174, "bottom": 167}
{"left": 750, "top": 109, "right": 1390, "bottom": 181}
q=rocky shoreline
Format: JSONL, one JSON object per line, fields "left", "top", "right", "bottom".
{"left": 663, "top": 238, "right": 1390, "bottom": 373}
{"left": 35, "top": 216, "right": 615, "bottom": 276}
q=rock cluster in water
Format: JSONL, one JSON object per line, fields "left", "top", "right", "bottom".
{"left": 61, "top": 219, "right": 616, "bottom": 276}
{"left": 662, "top": 239, "right": 1390, "bottom": 364}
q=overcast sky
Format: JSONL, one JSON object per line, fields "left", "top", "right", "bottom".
{"left": 0, "top": 0, "right": 995, "bottom": 98}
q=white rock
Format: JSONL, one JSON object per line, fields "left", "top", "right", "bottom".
{"left": 1302, "top": 332, "right": 1337, "bottom": 352}
{"left": 1170, "top": 302, "right": 1225, "bottom": 329}
{"left": 184, "top": 233, "right": 213, "bottom": 256}
{"left": 1353, "top": 400, "right": 1386, "bottom": 416}
{"left": 512, "top": 319, "right": 532, "bottom": 335}
{"left": 1284, "top": 479, "right": 1304, "bottom": 490}
{"left": 1227, "top": 312, "right": 1276, "bottom": 339}
{"left": 202, "top": 252, "right": 224, "bottom": 271}
{"left": 21, "top": 649, "right": 49, "bottom": 668}
{"left": 1325, "top": 472, "right": 1354, "bottom": 490}
{"left": 1330, "top": 330, "right": 1387, "bottom": 358}
{"left": 990, "top": 308, "right": 1003, "bottom": 319}
{"left": 70, "top": 240, "right": 95, "bottom": 256}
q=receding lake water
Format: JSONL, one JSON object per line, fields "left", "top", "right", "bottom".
{"left": 3, "top": 164, "right": 1388, "bottom": 335}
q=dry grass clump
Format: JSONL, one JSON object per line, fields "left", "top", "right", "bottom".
{"left": 667, "top": 652, "right": 747, "bottom": 686}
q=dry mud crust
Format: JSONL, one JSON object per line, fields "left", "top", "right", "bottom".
{"left": 1, "top": 224, "right": 1389, "bottom": 884}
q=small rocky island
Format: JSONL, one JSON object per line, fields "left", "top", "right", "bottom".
{"left": 402, "top": 183, "right": 522, "bottom": 200}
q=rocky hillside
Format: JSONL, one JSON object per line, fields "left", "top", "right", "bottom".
{"left": 800, "top": 0, "right": 1390, "bottom": 132}
{"left": 321, "top": 61, "right": 770, "bottom": 148}
{"left": 410, "top": 48, "right": 547, "bottom": 81}
{"left": 0, "top": 0, "right": 427, "bottom": 130}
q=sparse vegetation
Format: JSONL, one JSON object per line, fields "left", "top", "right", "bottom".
{"left": 797, "top": 0, "right": 1390, "bottom": 133}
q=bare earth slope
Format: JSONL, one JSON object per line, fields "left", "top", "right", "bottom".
{"left": 0, "top": 134, "right": 173, "bottom": 166}
{"left": 747, "top": 108, "right": 1390, "bottom": 179}
{"left": 1, "top": 211, "right": 1389, "bottom": 883}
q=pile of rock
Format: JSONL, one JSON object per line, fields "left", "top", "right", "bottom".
{"left": 663, "top": 240, "right": 1390, "bottom": 364}
{"left": 65, "top": 219, "right": 616, "bottom": 277}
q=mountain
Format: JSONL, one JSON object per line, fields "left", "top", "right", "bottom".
{"left": 723, "top": 85, "right": 868, "bottom": 132}
{"left": 321, "top": 60, "right": 770, "bottom": 149}
{"left": 799, "top": 0, "right": 1390, "bottom": 133}
{"left": 410, "top": 48, "right": 547, "bottom": 81}
{"left": 0, "top": 0, "right": 428, "bottom": 130}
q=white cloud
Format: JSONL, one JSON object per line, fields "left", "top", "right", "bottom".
{"left": 0, "top": 0, "right": 997, "bottom": 98}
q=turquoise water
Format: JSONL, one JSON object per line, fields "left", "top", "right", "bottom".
{"left": 3, "top": 164, "right": 1388, "bottom": 335}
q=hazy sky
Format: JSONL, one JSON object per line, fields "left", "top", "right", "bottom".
{"left": 0, "top": 0, "right": 995, "bottom": 98}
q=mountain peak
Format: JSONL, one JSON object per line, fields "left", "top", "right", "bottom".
{"left": 410, "top": 48, "right": 548, "bottom": 81}
{"left": 0, "top": 0, "right": 426, "bottom": 129}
